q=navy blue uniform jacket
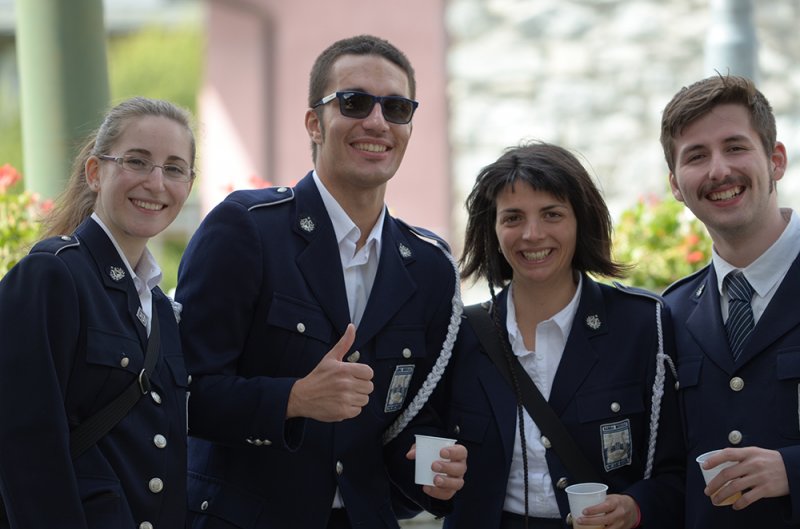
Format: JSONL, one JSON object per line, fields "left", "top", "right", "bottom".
{"left": 0, "top": 218, "right": 189, "bottom": 529}
{"left": 176, "top": 172, "right": 456, "bottom": 528}
{"left": 442, "top": 279, "right": 685, "bottom": 529}
{"left": 665, "top": 256, "right": 800, "bottom": 528}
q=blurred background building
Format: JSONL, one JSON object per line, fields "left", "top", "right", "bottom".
{"left": 1, "top": 0, "right": 799, "bottom": 297}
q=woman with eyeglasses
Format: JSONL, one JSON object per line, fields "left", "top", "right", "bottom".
{"left": 442, "top": 142, "right": 685, "bottom": 529}
{"left": 0, "top": 96, "right": 195, "bottom": 529}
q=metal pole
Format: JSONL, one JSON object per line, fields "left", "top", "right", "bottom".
{"left": 705, "top": 0, "right": 758, "bottom": 82}
{"left": 14, "top": 0, "right": 110, "bottom": 199}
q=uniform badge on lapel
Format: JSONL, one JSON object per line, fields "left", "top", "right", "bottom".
{"left": 299, "top": 216, "right": 315, "bottom": 233}
{"left": 585, "top": 314, "right": 601, "bottom": 330}
{"left": 600, "top": 419, "right": 632, "bottom": 471}
{"left": 108, "top": 266, "right": 126, "bottom": 281}
{"left": 136, "top": 306, "right": 148, "bottom": 328}
{"left": 398, "top": 244, "right": 412, "bottom": 259}
{"left": 385, "top": 365, "right": 415, "bottom": 413}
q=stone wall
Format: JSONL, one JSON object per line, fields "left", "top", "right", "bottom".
{"left": 446, "top": 0, "right": 800, "bottom": 256}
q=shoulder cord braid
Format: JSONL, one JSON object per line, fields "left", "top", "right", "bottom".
{"left": 382, "top": 240, "right": 463, "bottom": 445}
{"left": 644, "top": 301, "right": 678, "bottom": 479}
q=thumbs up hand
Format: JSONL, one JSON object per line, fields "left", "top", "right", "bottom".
{"left": 286, "top": 324, "right": 375, "bottom": 422}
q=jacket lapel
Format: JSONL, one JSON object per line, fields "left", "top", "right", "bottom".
{"left": 76, "top": 218, "right": 148, "bottom": 348}
{"left": 354, "top": 218, "right": 415, "bottom": 346}
{"left": 548, "top": 276, "right": 605, "bottom": 416}
{"left": 482, "top": 289, "right": 525, "bottom": 464}
{"left": 684, "top": 268, "right": 737, "bottom": 373}
{"left": 738, "top": 252, "right": 800, "bottom": 365}
{"left": 293, "top": 175, "right": 352, "bottom": 335}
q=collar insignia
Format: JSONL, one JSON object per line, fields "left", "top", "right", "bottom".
{"left": 585, "top": 314, "right": 601, "bottom": 330}
{"left": 136, "top": 306, "right": 148, "bottom": 327}
{"left": 299, "top": 216, "right": 315, "bottom": 233}
{"left": 108, "top": 266, "right": 126, "bottom": 282}
{"left": 695, "top": 284, "right": 705, "bottom": 298}
{"left": 398, "top": 243, "right": 412, "bottom": 258}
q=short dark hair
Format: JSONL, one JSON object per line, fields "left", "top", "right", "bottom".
{"left": 308, "top": 34, "right": 416, "bottom": 107}
{"left": 307, "top": 35, "right": 416, "bottom": 161}
{"left": 460, "top": 141, "right": 626, "bottom": 286}
{"left": 660, "top": 74, "right": 776, "bottom": 173}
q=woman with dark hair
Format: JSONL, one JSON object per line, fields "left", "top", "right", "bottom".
{"left": 0, "top": 96, "right": 195, "bottom": 529}
{"left": 444, "top": 142, "right": 684, "bottom": 529}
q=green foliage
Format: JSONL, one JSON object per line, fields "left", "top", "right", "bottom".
{"left": 108, "top": 26, "right": 203, "bottom": 113}
{"left": 0, "top": 116, "right": 23, "bottom": 174}
{"left": 152, "top": 235, "right": 188, "bottom": 296}
{"left": 1, "top": 25, "right": 203, "bottom": 280}
{"left": 613, "top": 193, "right": 713, "bottom": 292}
{"left": 0, "top": 164, "right": 47, "bottom": 275}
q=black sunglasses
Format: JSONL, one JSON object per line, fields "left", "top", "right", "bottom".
{"left": 313, "top": 91, "right": 419, "bottom": 125}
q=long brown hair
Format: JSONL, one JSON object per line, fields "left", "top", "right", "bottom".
{"left": 40, "top": 97, "right": 196, "bottom": 238}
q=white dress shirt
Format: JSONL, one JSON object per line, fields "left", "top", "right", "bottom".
{"left": 714, "top": 208, "right": 799, "bottom": 325}
{"left": 502, "top": 276, "right": 583, "bottom": 517}
{"left": 313, "top": 172, "right": 385, "bottom": 508}
{"left": 90, "top": 213, "right": 161, "bottom": 336}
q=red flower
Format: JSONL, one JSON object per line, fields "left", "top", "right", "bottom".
{"left": 0, "top": 164, "right": 21, "bottom": 193}
{"left": 686, "top": 251, "right": 704, "bottom": 264}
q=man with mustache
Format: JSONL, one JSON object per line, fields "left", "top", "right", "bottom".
{"left": 661, "top": 74, "right": 800, "bottom": 528}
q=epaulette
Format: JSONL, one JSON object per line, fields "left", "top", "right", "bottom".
{"left": 241, "top": 186, "right": 295, "bottom": 211}
{"left": 30, "top": 234, "right": 80, "bottom": 256}
{"left": 395, "top": 218, "right": 451, "bottom": 253}
{"left": 662, "top": 264, "right": 710, "bottom": 296}
{"left": 612, "top": 281, "right": 664, "bottom": 306}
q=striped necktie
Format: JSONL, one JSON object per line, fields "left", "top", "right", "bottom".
{"left": 725, "top": 271, "right": 755, "bottom": 361}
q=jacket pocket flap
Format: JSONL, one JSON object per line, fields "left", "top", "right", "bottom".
{"left": 86, "top": 327, "right": 140, "bottom": 374}
{"left": 677, "top": 357, "right": 703, "bottom": 388}
{"left": 187, "top": 472, "right": 263, "bottom": 529}
{"left": 375, "top": 325, "right": 426, "bottom": 359}
{"left": 267, "top": 293, "right": 331, "bottom": 342}
{"left": 576, "top": 384, "right": 644, "bottom": 423}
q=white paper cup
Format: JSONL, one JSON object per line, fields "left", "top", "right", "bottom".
{"left": 695, "top": 449, "right": 742, "bottom": 506}
{"left": 566, "top": 482, "right": 608, "bottom": 529}
{"left": 414, "top": 434, "right": 456, "bottom": 486}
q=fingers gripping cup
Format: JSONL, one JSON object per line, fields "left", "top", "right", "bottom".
{"left": 565, "top": 482, "right": 608, "bottom": 529}
{"left": 414, "top": 434, "right": 456, "bottom": 486}
{"left": 696, "top": 449, "right": 742, "bottom": 506}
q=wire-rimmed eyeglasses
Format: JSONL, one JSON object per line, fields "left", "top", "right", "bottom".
{"left": 98, "top": 154, "right": 195, "bottom": 183}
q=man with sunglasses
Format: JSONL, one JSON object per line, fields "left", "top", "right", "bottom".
{"left": 177, "top": 35, "right": 466, "bottom": 529}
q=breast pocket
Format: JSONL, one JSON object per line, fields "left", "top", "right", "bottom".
{"left": 265, "top": 293, "right": 333, "bottom": 375}
{"left": 777, "top": 349, "right": 800, "bottom": 439}
{"left": 73, "top": 328, "right": 142, "bottom": 418}
{"left": 576, "top": 384, "right": 645, "bottom": 472}
{"left": 267, "top": 293, "right": 332, "bottom": 342}
{"left": 86, "top": 327, "right": 141, "bottom": 374}
{"left": 447, "top": 406, "right": 490, "bottom": 445}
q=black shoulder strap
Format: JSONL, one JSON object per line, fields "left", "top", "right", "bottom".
{"left": 463, "top": 303, "right": 603, "bottom": 483}
{"left": 69, "top": 303, "right": 161, "bottom": 459}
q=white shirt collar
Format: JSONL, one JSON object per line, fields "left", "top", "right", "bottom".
{"left": 312, "top": 170, "right": 385, "bottom": 257}
{"left": 713, "top": 208, "right": 799, "bottom": 297}
{"left": 506, "top": 274, "right": 583, "bottom": 357}
{"left": 90, "top": 212, "right": 162, "bottom": 293}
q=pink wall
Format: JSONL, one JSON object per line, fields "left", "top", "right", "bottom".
{"left": 200, "top": 0, "right": 452, "bottom": 241}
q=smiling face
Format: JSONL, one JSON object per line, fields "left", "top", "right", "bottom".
{"left": 495, "top": 182, "right": 577, "bottom": 292}
{"left": 669, "top": 103, "right": 787, "bottom": 255}
{"left": 305, "top": 53, "right": 412, "bottom": 200}
{"left": 87, "top": 115, "right": 193, "bottom": 265}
